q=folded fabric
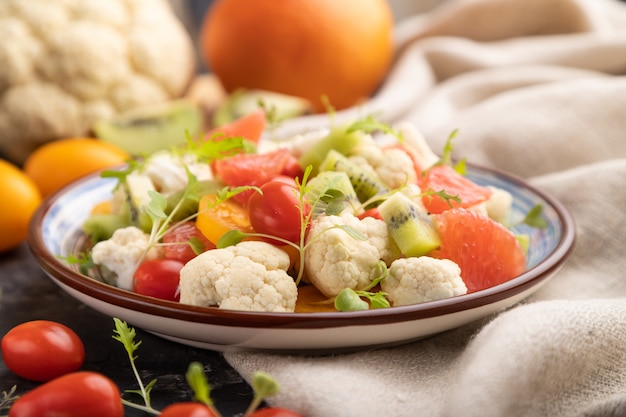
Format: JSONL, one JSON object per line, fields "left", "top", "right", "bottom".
{"left": 225, "top": 0, "right": 626, "bottom": 416}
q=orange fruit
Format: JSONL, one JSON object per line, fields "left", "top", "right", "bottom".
{"left": 0, "top": 159, "right": 42, "bottom": 252}
{"left": 200, "top": 0, "right": 394, "bottom": 112}
{"left": 23, "top": 138, "right": 129, "bottom": 198}
{"left": 430, "top": 208, "right": 527, "bottom": 293}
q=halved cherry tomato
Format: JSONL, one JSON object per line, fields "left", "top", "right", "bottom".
{"left": 249, "top": 407, "right": 303, "bottom": 417}
{"left": 213, "top": 148, "right": 293, "bottom": 205}
{"left": 196, "top": 194, "right": 254, "bottom": 245}
{"left": 1, "top": 320, "right": 85, "bottom": 382}
{"left": 9, "top": 371, "right": 123, "bottom": 417}
{"left": 163, "top": 221, "right": 216, "bottom": 263}
{"left": 159, "top": 402, "right": 219, "bottom": 417}
{"left": 247, "top": 180, "right": 308, "bottom": 244}
{"left": 133, "top": 258, "right": 184, "bottom": 301}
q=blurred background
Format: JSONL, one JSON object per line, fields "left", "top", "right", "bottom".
{"left": 168, "top": 0, "right": 448, "bottom": 71}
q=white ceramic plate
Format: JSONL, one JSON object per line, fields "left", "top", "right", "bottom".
{"left": 28, "top": 165, "right": 575, "bottom": 353}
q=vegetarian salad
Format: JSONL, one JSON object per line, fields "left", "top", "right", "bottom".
{"left": 70, "top": 111, "right": 541, "bottom": 313}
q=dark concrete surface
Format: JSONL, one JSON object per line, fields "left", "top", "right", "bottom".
{"left": 0, "top": 243, "right": 254, "bottom": 416}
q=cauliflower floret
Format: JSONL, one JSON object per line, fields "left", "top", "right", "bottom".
{"left": 485, "top": 186, "right": 513, "bottom": 225}
{"left": 304, "top": 212, "right": 401, "bottom": 298}
{"left": 91, "top": 226, "right": 162, "bottom": 291}
{"left": 381, "top": 257, "right": 467, "bottom": 306}
{"left": 349, "top": 142, "right": 417, "bottom": 189}
{"left": 396, "top": 121, "right": 440, "bottom": 170}
{"left": 179, "top": 241, "right": 297, "bottom": 313}
{"left": 141, "top": 151, "right": 213, "bottom": 196}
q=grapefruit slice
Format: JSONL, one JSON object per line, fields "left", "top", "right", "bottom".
{"left": 430, "top": 208, "right": 526, "bottom": 293}
{"left": 420, "top": 165, "right": 492, "bottom": 214}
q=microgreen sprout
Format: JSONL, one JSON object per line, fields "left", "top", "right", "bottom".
{"left": 434, "top": 129, "right": 467, "bottom": 174}
{"left": 346, "top": 114, "right": 403, "bottom": 141}
{"left": 420, "top": 189, "right": 463, "bottom": 210}
{"left": 184, "top": 362, "right": 224, "bottom": 417}
{"left": 243, "top": 371, "right": 282, "bottom": 416}
{"left": 0, "top": 385, "right": 19, "bottom": 412}
{"left": 111, "top": 318, "right": 160, "bottom": 415}
{"left": 60, "top": 251, "right": 95, "bottom": 275}
{"left": 111, "top": 318, "right": 290, "bottom": 416}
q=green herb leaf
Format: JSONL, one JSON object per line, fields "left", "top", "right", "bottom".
{"left": 357, "top": 290, "right": 391, "bottom": 309}
{"left": 145, "top": 190, "right": 168, "bottom": 223}
{"left": 346, "top": 115, "right": 402, "bottom": 140}
{"left": 189, "top": 236, "right": 206, "bottom": 255}
{"left": 438, "top": 129, "right": 459, "bottom": 167}
{"left": 59, "top": 251, "right": 95, "bottom": 275}
{"left": 217, "top": 230, "right": 248, "bottom": 248}
{"left": 112, "top": 318, "right": 141, "bottom": 360}
{"left": 523, "top": 204, "right": 548, "bottom": 229}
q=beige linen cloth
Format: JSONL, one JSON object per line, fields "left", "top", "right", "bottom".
{"left": 224, "top": 1, "right": 626, "bottom": 416}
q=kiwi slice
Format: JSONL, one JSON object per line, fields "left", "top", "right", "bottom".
{"left": 319, "top": 149, "right": 389, "bottom": 203}
{"left": 213, "top": 89, "right": 312, "bottom": 126}
{"left": 298, "top": 124, "right": 365, "bottom": 174}
{"left": 378, "top": 192, "right": 441, "bottom": 257}
{"left": 305, "top": 171, "right": 359, "bottom": 216}
{"left": 93, "top": 100, "right": 203, "bottom": 155}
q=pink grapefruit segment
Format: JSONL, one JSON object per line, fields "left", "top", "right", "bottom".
{"left": 430, "top": 208, "right": 526, "bottom": 293}
{"left": 420, "top": 165, "right": 492, "bottom": 214}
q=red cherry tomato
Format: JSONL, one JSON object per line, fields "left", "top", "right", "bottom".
{"left": 247, "top": 180, "right": 307, "bottom": 244}
{"left": 133, "top": 258, "right": 184, "bottom": 301}
{"left": 8, "top": 371, "right": 123, "bottom": 417}
{"left": 159, "top": 402, "right": 219, "bottom": 417}
{"left": 249, "top": 407, "right": 303, "bottom": 417}
{"left": 163, "top": 221, "right": 215, "bottom": 263}
{"left": 1, "top": 320, "right": 85, "bottom": 382}
{"left": 357, "top": 207, "right": 383, "bottom": 221}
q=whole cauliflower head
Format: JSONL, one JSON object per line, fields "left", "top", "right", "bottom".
{"left": 0, "top": 0, "right": 196, "bottom": 163}
{"left": 179, "top": 241, "right": 298, "bottom": 313}
{"left": 381, "top": 257, "right": 468, "bottom": 306}
{"left": 304, "top": 212, "right": 402, "bottom": 298}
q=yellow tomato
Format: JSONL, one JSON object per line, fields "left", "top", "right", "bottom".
{"left": 23, "top": 138, "right": 129, "bottom": 198}
{"left": 196, "top": 194, "right": 254, "bottom": 245}
{"left": 0, "top": 159, "right": 42, "bottom": 252}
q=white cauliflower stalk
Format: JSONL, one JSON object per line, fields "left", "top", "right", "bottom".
{"left": 179, "top": 241, "right": 298, "bottom": 313}
{"left": 304, "top": 212, "right": 401, "bottom": 298}
{"left": 91, "top": 226, "right": 162, "bottom": 291}
{"left": 381, "top": 257, "right": 467, "bottom": 306}
{"left": 0, "top": 0, "right": 196, "bottom": 163}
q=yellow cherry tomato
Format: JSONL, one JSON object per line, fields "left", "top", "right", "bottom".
{"left": 196, "top": 194, "right": 254, "bottom": 245}
{"left": 0, "top": 159, "right": 42, "bottom": 252}
{"left": 23, "top": 138, "right": 129, "bottom": 198}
